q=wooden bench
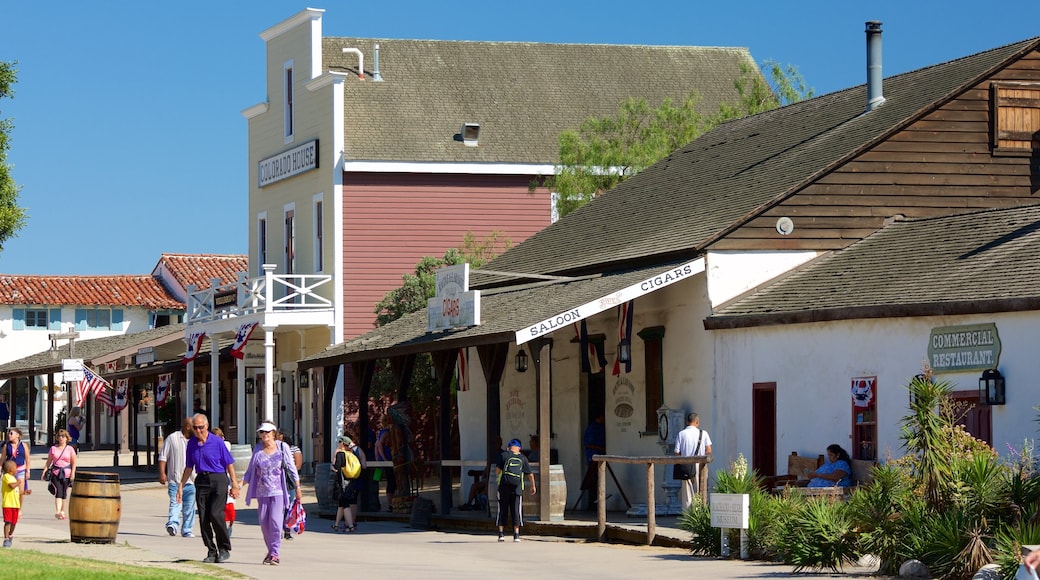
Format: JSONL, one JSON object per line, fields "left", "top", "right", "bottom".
{"left": 763, "top": 452, "right": 824, "bottom": 490}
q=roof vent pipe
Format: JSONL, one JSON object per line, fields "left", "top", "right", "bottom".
{"left": 865, "top": 21, "right": 885, "bottom": 111}
{"left": 342, "top": 47, "right": 365, "bottom": 80}
{"left": 372, "top": 43, "right": 383, "bottom": 82}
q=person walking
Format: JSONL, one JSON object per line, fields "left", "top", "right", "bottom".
{"left": 242, "top": 422, "right": 301, "bottom": 566}
{"left": 2, "top": 460, "right": 23, "bottom": 548}
{"left": 66, "top": 407, "right": 85, "bottom": 452}
{"left": 495, "top": 438, "right": 536, "bottom": 543}
{"left": 0, "top": 394, "right": 9, "bottom": 434}
{"left": 374, "top": 418, "right": 396, "bottom": 512}
{"left": 332, "top": 435, "right": 365, "bottom": 532}
{"left": 158, "top": 419, "right": 196, "bottom": 538}
{"left": 177, "top": 414, "right": 238, "bottom": 564}
{"left": 673, "top": 412, "right": 712, "bottom": 511}
{"left": 0, "top": 428, "right": 31, "bottom": 495}
{"left": 278, "top": 431, "right": 303, "bottom": 540}
{"left": 41, "top": 429, "right": 76, "bottom": 519}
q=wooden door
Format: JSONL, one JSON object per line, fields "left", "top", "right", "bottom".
{"left": 951, "top": 390, "right": 992, "bottom": 446}
{"left": 752, "top": 382, "right": 777, "bottom": 478}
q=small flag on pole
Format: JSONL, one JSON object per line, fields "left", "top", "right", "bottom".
{"left": 80, "top": 366, "right": 113, "bottom": 409}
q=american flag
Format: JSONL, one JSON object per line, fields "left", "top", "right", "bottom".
{"left": 77, "top": 366, "right": 113, "bottom": 409}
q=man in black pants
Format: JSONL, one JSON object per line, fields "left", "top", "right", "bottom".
{"left": 178, "top": 414, "right": 239, "bottom": 563}
{"left": 495, "top": 439, "right": 536, "bottom": 542}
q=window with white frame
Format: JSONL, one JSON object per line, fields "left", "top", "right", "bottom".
{"left": 284, "top": 204, "right": 296, "bottom": 275}
{"left": 25, "top": 308, "right": 48, "bottom": 328}
{"left": 284, "top": 60, "right": 294, "bottom": 141}
{"left": 258, "top": 212, "right": 268, "bottom": 275}
{"left": 313, "top": 194, "right": 324, "bottom": 272}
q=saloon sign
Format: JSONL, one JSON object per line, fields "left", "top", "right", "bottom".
{"left": 927, "top": 323, "right": 1001, "bottom": 372}
{"left": 516, "top": 258, "right": 705, "bottom": 345}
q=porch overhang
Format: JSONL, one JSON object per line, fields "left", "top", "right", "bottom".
{"left": 299, "top": 257, "right": 704, "bottom": 369}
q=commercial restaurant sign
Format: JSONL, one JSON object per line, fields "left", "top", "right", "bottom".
{"left": 258, "top": 139, "right": 318, "bottom": 187}
{"left": 927, "top": 323, "right": 1001, "bottom": 372}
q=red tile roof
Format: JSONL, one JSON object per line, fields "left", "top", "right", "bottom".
{"left": 0, "top": 275, "right": 184, "bottom": 309}
{"left": 156, "top": 253, "right": 249, "bottom": 291}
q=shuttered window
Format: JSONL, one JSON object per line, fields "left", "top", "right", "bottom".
{"left": 992, "top": 82, "right": 1040, "bottom": 156}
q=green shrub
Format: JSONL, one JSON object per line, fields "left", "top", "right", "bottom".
{"left": 846, "top": 462, "right": 921, "bottom": 575}
{"left": 773, "top": 497, "right": 860, "bottom": 573}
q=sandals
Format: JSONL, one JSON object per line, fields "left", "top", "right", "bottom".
{"left": 55, "top": 513, "right": 66, "bottom": 520}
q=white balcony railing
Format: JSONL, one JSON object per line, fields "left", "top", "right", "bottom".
{"left": 186, "top": 264, "right": 333, "bottom": 325}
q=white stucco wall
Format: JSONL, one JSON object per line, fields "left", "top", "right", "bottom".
{"left": 456, "top": 274, "right": 716, "bottom": 510}
{"left": 0, "top": 305, "right": 153, "bottom": 366}
{"left": 706, "top": 250, "right": 819, "bottom": 307}
{"left": 712, "top": 311, "right": 1038, "bottom": 476}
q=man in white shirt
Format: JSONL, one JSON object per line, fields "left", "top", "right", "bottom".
{"left": 673, "top": 412, "right": 712, "bottom": 510}
{"left": 158, "top": 419, "right": 196, "bottom": 537}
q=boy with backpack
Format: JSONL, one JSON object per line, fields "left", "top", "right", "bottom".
{"left": 495, "top": 439, "right": 536, "bottom": 543}
{"left": 332, "top": 435, "right": 365, "bottom": 533}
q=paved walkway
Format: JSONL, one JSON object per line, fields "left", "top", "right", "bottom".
{"left": 7, "top": 450, "right": 886, "bottom": 579}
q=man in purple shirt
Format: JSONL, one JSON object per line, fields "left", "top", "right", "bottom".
{"left": 177, "top": 413, "right": 239, "bottom": 563}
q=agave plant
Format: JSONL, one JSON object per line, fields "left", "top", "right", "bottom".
{"left": 918, "top": 508, "right": 993, "bottom": 580}
{"left": 776, "top": 497, "right": 860, "bottom": 573}
{"left": 846, "top": 462, "right": 919, "bottom": 575}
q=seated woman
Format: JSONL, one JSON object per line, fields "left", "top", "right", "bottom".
{"left": 807, "top": 444, "right": 852, "bottom": 488}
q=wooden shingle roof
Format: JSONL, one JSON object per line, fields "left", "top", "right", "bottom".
{"left": 706, "top": 204, "right": 1040, "bottom": 329}
{"left": 324, "top": 38, "right": 755, "bottom": 164}
{"left": 0, "top": 275, "right": 183, "bottom": 310}
{"left": 472, "top": 36, "right": 1040, "bottom": 286}
{"left": 301, "top": 260, "right": 689, "bottom": 365}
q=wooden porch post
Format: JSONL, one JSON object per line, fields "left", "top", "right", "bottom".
{"left": 351, "top": 360, "right": 377, "bottom": 511}
{"left": 432, "top": 351, "right": 459, "bottom": 515}
{"left": 476, "top": 344, "right": 508, "bottom": 470}
{"left": 533, "top": 338, "right": 553, "bottom": 521}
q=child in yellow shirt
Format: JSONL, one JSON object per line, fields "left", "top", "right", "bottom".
{"left": 3, "top": 459, "right": 23, "bottom": 548}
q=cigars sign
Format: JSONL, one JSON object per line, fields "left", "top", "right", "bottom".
{"left": 427, "top": 264, "right": 481, "bottom": 332}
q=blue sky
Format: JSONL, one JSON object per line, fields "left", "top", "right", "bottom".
{"left": 2, "top": 1, "right": 1039, "bottom": 275}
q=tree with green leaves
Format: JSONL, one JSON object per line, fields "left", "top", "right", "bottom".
{"left": 548, "top": 59, "right": 813, "bottom": 218}
{"left": 0, "top": 61, "right": 28, "bottom": 250}
{"left": 373, "top": 231, "right": 510, "bottom": 327}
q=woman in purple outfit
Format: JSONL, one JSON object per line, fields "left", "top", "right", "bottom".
{"left": 241, "top": 421, "right": 301, "bottom": 566}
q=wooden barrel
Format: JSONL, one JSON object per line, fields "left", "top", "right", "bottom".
{"left": 314, "top": 463, "right": 338, "bottom": 518}
{"left": 68, "top": 472, "right": 121, "bottom": 544}
{"left": 521, "top": 464, "right": 567, "bottom": 521}
{"left": 230, "top": 444, "right": 252, "bottom": 479}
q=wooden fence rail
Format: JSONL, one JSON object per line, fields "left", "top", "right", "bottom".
{"left": 592, "top": 454, "right": 713, "bottom": 545}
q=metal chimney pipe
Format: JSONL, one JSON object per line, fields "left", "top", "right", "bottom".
{"left": 866, "top": 21, "right": 885, "bottom": 111}
{"left": 372, "top": 42, "right": 383, "bottom": 82}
